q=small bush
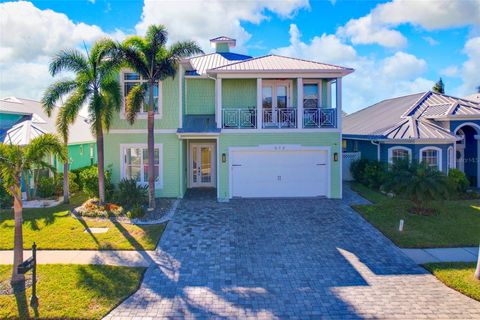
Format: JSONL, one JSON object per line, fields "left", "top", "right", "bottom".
{"left": 448, "top": 169, "right": 470, "bottom": 194}
{"left": 79, "top": 166, "right": 114, "bottom": 199}
{"left": 37, "top": 177, "right": 56, "bottom": 198}
{"left": 74, "top": 198, "right": 124, "bottom": 218}
{"left": 350, "top": 159, "right": 386, "bottom": 189}
{"left": 55, "top": 172, "right": 80, "bottom": 195}
{"left": 126, "top": 205, "right": 145, "bottom": 219}
{"left": 0, "top": 185, "right": 12, "bottom": 209}
{"left": 116, "top": 178, "right": 148, "bottom": 209}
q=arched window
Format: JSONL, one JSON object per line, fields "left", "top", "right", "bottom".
{"left": 419, "top": 147, "right": 442, "bottom": 171}
{"left": 388, "top": 146, "right": 411, "bottom": 164}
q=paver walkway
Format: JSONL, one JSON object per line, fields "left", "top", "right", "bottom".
{"left": 105, "top": 188, "right": 480, "bottom": 319}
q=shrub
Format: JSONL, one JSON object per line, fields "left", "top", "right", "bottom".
{"left": 116, "top": 178, "right": 148, "bottom": 209}
{"left": 350, "top": 159, "right": 386, "bottom": 189}
{"left": 0, "top": 184, "right": 12, "bottom": 209}
{"left": 79, "top": 166, "right": 114, "bottom": 199}
{"left": 126, "top": 205, "right": 145, "bottom": 219}
{"left": 448, "top": 169, "right": 470, "bottom": 194}
{"left": 382, "top": 162, "right": 450, "bottom": 215}
{"left": 37, "top": 177, "right": 56, "bottom": 198}
{"left": 55, "top": 172, "right": 80, "bottom": 195}
{"left": 74, "top": 198, "right": 124, "bottom": 218}
{"left": 71, "top": 165, "right": 95, "bottom": 188}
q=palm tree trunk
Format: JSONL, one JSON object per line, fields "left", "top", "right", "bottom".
{"left": 22, "top": 174, "right": 30, "bottom": 201}
{"left": 11, "top": 183, "right": 24, "bottom": 284}
{"left": 96, "top": 121, "right": 106, "bottom": 204}
{"left": 147, "top": 81, "right": 155, "bottom": 210}
{"left": 63, "top": 142, "right": 69, "bottom": 204}
{"left": 475, "top": 245, "right": 480, "bottom": 280}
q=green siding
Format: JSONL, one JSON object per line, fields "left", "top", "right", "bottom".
{"left": 110, "top": 77, "right": 180, "bottom": 130}
{"left": 222, "top": 79, "right": 256, "bottom": 109}
{"left": 215, "top": 43, "right": 230, "bottom": 53}
{"left": 56, "top": 142, "right": 97, "bottom": 173}
{"left": 104, "top": 133, "right": 182, "bottom": 198}
{"left": 185, "top": 78, "right": 215, "bottom": 115}
{"left": 218, "top": 132, "right": 342, "bottom": 200}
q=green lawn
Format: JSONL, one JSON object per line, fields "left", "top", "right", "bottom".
{"left": 0, "top": 264, "right": 145, "bottom": 319}
{"left": 424, "top": 262, "right": 480, "bottom": 302}
{"left": 0, "top": 193, "right": 165, "bottom": 250}
{"left": 351, "top": 183, "right": 480, "bottom": 248}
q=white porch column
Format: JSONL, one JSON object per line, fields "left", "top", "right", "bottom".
{"left": 215, "top": 78, "right": 222, "bottom": 129}
{"left": 476, "top": 135, "right": 480, "bottom": 188}
{"left": 336, "top": 78, "right": 342, "bottom": 130}
{"left": 256, "top": 78, "right": 262, "bottom": 129}
{"left": 297, "top": 78, "right": 303, "bottom": 129}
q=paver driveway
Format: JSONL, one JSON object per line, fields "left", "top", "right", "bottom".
{"left": 105, "top": 188, "right": 480, "bottom": 319}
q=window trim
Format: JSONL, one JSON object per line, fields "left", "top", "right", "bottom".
{"left": 120, "top": 143, "right": 164, "bottom": 188}
{"left": 388, "top": 146, "right": 412, "bottom": 164}
{"left": 419, "top": 146, "right": 442, "bottom": 171}
{"left": 447, "top": 146, "right": 455, "bottom": 172}
{"left": 120, "top": 69, "right": 163, "bottom": 120}
{"left": 262, "top": 80, "right": 293, "bottom": 109}
{"left": 302, "top": 80, "right": 323, "bottom": 109}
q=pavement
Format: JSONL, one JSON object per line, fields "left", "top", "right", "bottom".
{"left": 402, "top": 247, "right": 479, "bottom": 264}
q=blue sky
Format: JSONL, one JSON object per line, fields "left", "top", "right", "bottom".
{"left": 1, "top": 0, "right": 479, "bottom": 113}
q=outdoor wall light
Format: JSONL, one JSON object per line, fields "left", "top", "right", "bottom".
{"left": 222, "top": 153, "right": 226, "bottom": 163}
{"left": 334, "top": 152, "right": 339, "bottom": 162}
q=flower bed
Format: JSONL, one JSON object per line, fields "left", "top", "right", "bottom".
{"left": 73, "top": 198, "right": 124, "bottom": 218}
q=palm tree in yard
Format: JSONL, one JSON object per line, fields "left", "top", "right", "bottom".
{"left": 120, "top": 25, "right": 203, "bottom": 209}
{"left": 43, "top": 39, "right": 122, "bottom": 204}
{"left": 0, "top": 134, "right": 65, "bottom": 284}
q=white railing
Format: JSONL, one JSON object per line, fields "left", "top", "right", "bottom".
{"left": 303, "top": 108, "right": 337, "bottom": 128}
{"left": 262, "top": 108, "right": 297, "bottom": 129}
{"left": 222, "top": 108, "right": 256, "bottom": 129}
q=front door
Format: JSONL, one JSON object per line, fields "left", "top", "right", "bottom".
{"left": 190, "top": 143, "right": 216, "bottom": 187}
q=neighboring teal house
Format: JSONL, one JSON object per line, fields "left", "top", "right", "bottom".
{"left": 0, "top": 97, "right": 97, "bottom": 172}
{"left": 104, "top": 36, "right": 353, "bottom": 200}
{"left": 343, "top": 91, "right": 480, "bottom": 187}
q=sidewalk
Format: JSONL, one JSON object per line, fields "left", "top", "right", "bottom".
{"left": 402, "top": 247, "right": 479, "bottom": 264}
{"left": 0, "top": 250, "right": 156, "bottom": 267}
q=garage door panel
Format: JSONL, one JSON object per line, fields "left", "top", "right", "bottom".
{"left": 231, "top": 149, "right": 328, "bottom": 198}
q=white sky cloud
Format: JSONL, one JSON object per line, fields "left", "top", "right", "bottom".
{"left": 273, "top": 24, "right": 434, "bottom": 112}
{"left": 457, "top": 36, "right": 480, "bottom": 96}
{"left": 440, "top": 65, "right": 460, "bottom": 77}
{"left": 135, "top": 0, "right": 309, "bottom": 52}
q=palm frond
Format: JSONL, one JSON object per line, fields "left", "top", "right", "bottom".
{"left": 24, "top": 133, "right": 66, "bottom": 164}
{"left": 125, "top": 83, "right": 147, "bottom": 125}
{"left": 145, "top": 25, "right": 168, "bottom": 50}
{"left": 120, "top": 45, "right": 149, "bottom": 78}
{"left": 169, "top": 40, "right": 204, "bottom": 60}
{"left": 41, "top": 79, "right": 77, "bottom": 116}
{"left": 49, "top": 49, "right": 89, "bottom": 76}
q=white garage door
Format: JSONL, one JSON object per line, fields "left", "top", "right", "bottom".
{"left": 230, "top": 148, "right": 329, "bottom": 198}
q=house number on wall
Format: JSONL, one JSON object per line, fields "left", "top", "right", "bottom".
{"left": 274, "top": 146, "right": 286, "bottom": 150}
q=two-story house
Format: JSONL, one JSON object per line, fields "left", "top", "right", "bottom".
{"left": 104, "top": 37, "right": 353, "bottom": 201}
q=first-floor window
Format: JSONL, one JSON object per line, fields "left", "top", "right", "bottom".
{"left": 123, "top": 146, "right": 161, "bottom": 185}
{"left": 391, "top": 148, "right": 410, "bottom": 162}
{"left": 421, "top": 149, "right": 439, "bottom": 169}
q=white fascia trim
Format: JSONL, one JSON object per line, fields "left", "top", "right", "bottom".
{"left": 176, "top": 133, "right": 220, "bottom": 139}
{"left": 221, "top": 128, "right": 341, "bottom": 133}
{"left": 382, "top": 139, "right": 457, "bottom": 144}
{"left": 228, "top": 145, "right": 332, "bottom": 199}
{"left": 67, "top": 140, "right": 96, "bottom": 146}
{"left": 109, "top": 129, "right": 177, "bottom": 134}
{"left": 433, "top": 115, "right": 480, "bottom": 121}
{"left": 215, "top": 72, "right": 351, "bottom": 79}
{"left": 387, "top": 146, "right": 412, "bottom": 164}
{"left": 119, "top": 143, "right": 164, "bottom": 189}
{"left": 419, "top": 146, "right": 442, "bottom": 171}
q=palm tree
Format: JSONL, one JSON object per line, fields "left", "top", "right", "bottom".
{"left": 0, "top": 134, "right": 65, "bottom": 284}
{"left": 41, "top": 93, "right": 74, "bottom": 203}
{"left": 43, "top": 39, "right": 122, "bottom": 204}
{"left": 120, "top": 25, "right": 203, "bottom": 209}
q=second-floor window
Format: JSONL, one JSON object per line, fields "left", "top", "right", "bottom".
{"left": 303, "top": 83, "right": 319, "bottom": 108}
{"left": 122, "top": 71, "right": 161, "bottom": 114}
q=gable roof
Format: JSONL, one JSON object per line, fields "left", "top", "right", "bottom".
{"left": 208, "top": 54, "right": 353, "bottom": 74}
{"left": 0, "top": 97, "right": 95, "bottom": 145}
{"left": 343, "top": 91, "right": 480, "bottom": 141}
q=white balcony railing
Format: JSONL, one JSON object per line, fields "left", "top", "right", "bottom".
{"left": 222, "top": 108, "right": 256, "bottom": 128}
{"left": 262, "top": 108, "right": 297, "bottom": 129}
{"left": 303, "top": 108, "right": 337, "bottom": 128}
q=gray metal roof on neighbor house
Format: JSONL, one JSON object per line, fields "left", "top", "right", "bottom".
{"left": 186, "top": 52, "right": 252, "bottom": 75}
{"left": 208, "top": 54, "right": 353, "bottom": 74}
{"left": 343, "top": 91, "right": 480, "bottom": 141}
{"left": 0, "top": 97, "right": 95, "bottom": 145}
{"left": 464, "top": 93, "right": 480, "bottom": 103}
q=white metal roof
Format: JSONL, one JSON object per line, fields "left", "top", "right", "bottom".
{"left": 208, "top": 54, "right": 353, "bottom": 74}
{"left": 187, "top": 52, "right": 251, "bottom": 75}
{"left": 0, "top": 97, "right": 95, "bottom": 145}
{"left": 3, "top": 120, "right": 46, "bottom": 145}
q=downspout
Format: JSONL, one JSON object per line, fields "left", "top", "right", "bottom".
{"left": 371, "top": 140, "right": 381, "bottom": 161}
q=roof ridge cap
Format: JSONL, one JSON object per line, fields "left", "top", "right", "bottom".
{"left": 400, "top": 91, "right": 431, "bottom": 118}
{"left": 268, "top": 53, "right": 352, "bottom": 70}
{"left": 208, "top": 54, "right": 270, "bottom": 70}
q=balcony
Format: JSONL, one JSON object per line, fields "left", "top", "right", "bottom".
{"left": 222, "top": 107, "right": 337, "bottom": 129}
